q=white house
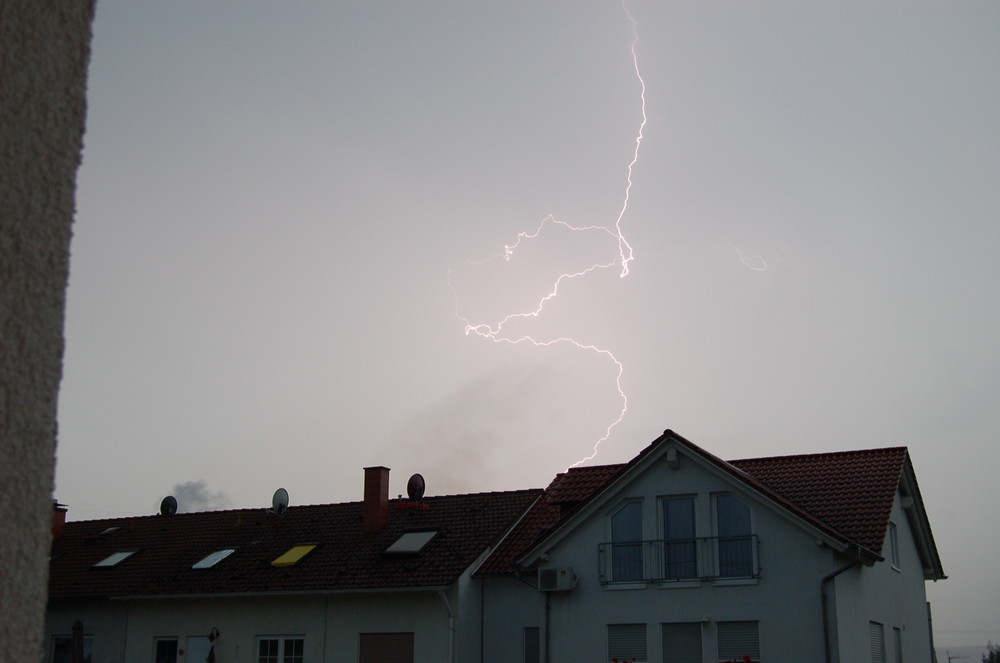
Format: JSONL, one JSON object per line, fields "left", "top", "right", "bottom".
{"left": 475, "top": 430, "right": 945, "bottom": 663}
{"left": 46, "top": 430, "right": 944, "bottom": 663}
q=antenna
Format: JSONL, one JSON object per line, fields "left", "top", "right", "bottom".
{"left": 271, "top": 488, "right": 289, "bottom": 517}
{"left": 406, "top": 474, "right": 425, "bottom": 501}
{"left": 160, "top": 495, "right": 178, "bottom": 516}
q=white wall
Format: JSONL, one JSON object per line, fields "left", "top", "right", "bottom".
{"left": 482, "top": 444, "right": 909, "bottom": 663}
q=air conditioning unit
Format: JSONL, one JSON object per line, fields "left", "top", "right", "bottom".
{"left": 538, "top": 567, "right": 577, "bottom": 592}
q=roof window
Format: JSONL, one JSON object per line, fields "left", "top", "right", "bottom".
{"left": 94, "top": 550, "right": 137, "bottom": 567}
{"left": 385, "top": 530, "right": 438, "bottom": 555}
{"left": 271, "top": 544, "right": 317, "bottom": 567}
{"left": 192, "top": 548, "right": 237, "bottom": 569}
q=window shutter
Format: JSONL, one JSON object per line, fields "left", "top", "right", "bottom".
{"left": 609, "top": 623, "right": 647, "bottom": 662}
{"left": 869, "top": 622, "right": 886, "bottom": 663}
{"left": 661, "top": 623, "right": 701, "bottom": 663}
{"left": 717, "top": 621, "right": 759, "bottom": 661}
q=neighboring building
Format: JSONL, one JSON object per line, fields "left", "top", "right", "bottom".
{"left": 46, "top": 467, "right": 541, "bottom": 663}
{"left": 46, "top": 430, "right": 945, "bottom": 663}
{"left": 477, "top": 430, "right": 945, "bottom": 663}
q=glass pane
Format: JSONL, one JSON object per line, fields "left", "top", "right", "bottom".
{"left": 611, "top": 502, "right": 643, "bottom": 581}
{"left": 155, "top": 639, "right": 178, "bottom": 663}
{"left": 716, "top": 495, "right": 753, "bottom": 577}
{"left": 663, "top": 498, "right": 696, "bottom": 579}
{"left": 258, "top": 639, "right": 279, "bottom": 663}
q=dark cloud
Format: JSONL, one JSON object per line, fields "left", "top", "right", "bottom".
{"left": 170, "top": 480, "right": 231, "bottom": 513}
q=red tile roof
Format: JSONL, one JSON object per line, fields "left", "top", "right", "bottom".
{"left": 730, "top": 447, "right": 907, "bottom": 554}
{"left": 49, "top": 490, "right": 541, "bottom": 600}
{"left": 477, "top": 435, "right": 914, "bottom": 575}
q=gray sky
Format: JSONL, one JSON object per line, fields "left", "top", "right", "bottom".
{"left": 58, "top": 0, "right": 999, "bottom": 647}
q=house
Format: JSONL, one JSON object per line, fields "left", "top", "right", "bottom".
{"left": 476, "top": 430, "right": 945, "bottom": 663}
{"left": 46, "top": 430, "right": 945, "bottom": 663}
{"left": 45, "top": 467, "right": 542, "bottom": 663}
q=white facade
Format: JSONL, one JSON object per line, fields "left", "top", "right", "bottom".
{"left": 480, "top": 438, "right": 939, "bottom": 663}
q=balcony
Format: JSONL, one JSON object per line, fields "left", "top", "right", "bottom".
{"left": 597, "top": 535, "right": 760, "bottom": 584}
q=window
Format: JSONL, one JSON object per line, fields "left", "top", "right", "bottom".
{"left": 51, "top": 635, "right": 93, "bottom": 663}
{"left": 888, "top": 522, "right": 900, "bottom": 568}
{"left": 192, "top": 548, "right": 236, "bottom": 569}
{"left": 714, "top": 495, "right": 753, "bottom": 577}
{"left": 869, "top": 622, "right": 886, "bottom": 663}
{"left": 154, "top": 639, "right": 178, "bottom": 663}
{"left": 609, "top": 623, "right": 647, "bottom": 663}
{"left": 661, "top": 623, "right": 701, "bottom": 663}
{"left": 271, "top": 544, "right": 317, "bottom": 567}
{"left": 662, "top": 497, "right": 697, "bottom": 580}
{"left": 892, "top": 627, "right": 902, "bottom": 663}
{"left": 610, "top": 501, "right": 644, "bottom": 582}
{"left": 385, "top": 530, "right": 438, "bottom": 555}
{"left": 359, "top": 632, "right": 414, "bottom": 663}
{"left": 524, "top": 627, "right": 540, "bottom": 663}
{"left": 717, "top": 621, "right": 759, "bottom": 663}
{"left": 256, "top": 637, "right": 304, "bottom": 663}
{"left": 94, "top": 550, "right": 137, "bottom": 567}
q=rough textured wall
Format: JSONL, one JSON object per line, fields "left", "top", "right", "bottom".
{"left": 0, "top": 2, "right": 96, "bottom": 661}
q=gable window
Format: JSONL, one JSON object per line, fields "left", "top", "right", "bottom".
{"left": 661, "top": 496, "right": 697, "bottom": 580}
{"left": 51, "top": 635, "right": 93, "bottom": 663}
{"left": 869, "top": 622, "right": 886, "bottom": 663}
{"left": 359, "top": 632, "right": 414, "bottom": 663}
{"left": 714, "top": 494, "right": 754, "bottom": 577}
{"left": 717, "top": 621, "right": 759, "bottom": 663}
{"left": 154, "top": 638, "right": 178, "bottom": 663}
{"left": 94, "top": 550, "right": 137, "bottom": 567}
{"left": 661, "top": 622, "right": 701, "bottom": 663}
{"left": 610, "top": 501, "right": 644, "bottom": 582}
{"left": 608, "top": 623, "right": 647, "bottom": 663}
{"left": 888, "top": 522, "right": 900, "bottom": 569}
{"left": 256, "top": 636, "right": 304, "bottom": 663}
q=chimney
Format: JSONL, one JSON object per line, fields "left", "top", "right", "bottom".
{"left": 52, "top": 501, "right": 67, "bottom": 539}
{"left": 362, "top": 466, "right": 390, "bottom": 532}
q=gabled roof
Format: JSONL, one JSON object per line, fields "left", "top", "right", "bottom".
{"left": 477, "top": 430, "right": 945, "bottom": 579}
{"left": 49, "top": 489, "right": 541, "bottom": 600}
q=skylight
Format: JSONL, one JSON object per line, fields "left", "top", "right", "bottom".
{"left": 94, "top": 550, "right": 137, "bottom": 567}
{"left": 271, "top": 544, "right": 317, "bottom": 567}
{"left": 385, "top": 530, "right": 438, "bottom": 555}
{"left": 192, "top": 548, "right": 237, "bottom": 569}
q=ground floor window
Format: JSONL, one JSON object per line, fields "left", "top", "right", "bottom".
{"left": 256, "top": 636, "right": 304, "bottom": 663}
{"left": 717, "top": 620, "right": 759, "bottom": 663}
{"left": 608, "top": 623, "right": 647, "bottom": 663}
{"left": 524, "top": 626, "right": 540, "bottom": 663}
{"left": 661, "top": 622, "right": 701, "bottom": 663}
{"left": 359, "top": 632, "right": 414, "bottom": 663}
{"left": 51, "top": 635, "right": 93, "bottom": 663}
{"left": 869, "top": 622, "right": 886, "bottom": 663}
{"left": 154, "top": 638, "right": 178, "bottom": 663}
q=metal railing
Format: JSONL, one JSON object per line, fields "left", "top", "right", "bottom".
{"left": 598, "top": 535, "right": 760, "bottom": 584}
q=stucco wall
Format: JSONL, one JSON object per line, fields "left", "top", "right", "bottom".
{"left": 0, "top": 2, "right": 96, "bottom": 661}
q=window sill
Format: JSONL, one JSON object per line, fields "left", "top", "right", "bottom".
{"left": 602, "top": 582, "right": 649, "bottom": 591}
{"left": 891, "top": 565, "right": 902, "bottom": 573}
{"left": 656, "top": 580, "right": 702, "bottom": 589}
{"left": 711, "top": 577, "right": 759, "bottom": 587}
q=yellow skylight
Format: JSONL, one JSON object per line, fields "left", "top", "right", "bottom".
{"left": 271, "top": 544, "right": 317, "bottom": 567}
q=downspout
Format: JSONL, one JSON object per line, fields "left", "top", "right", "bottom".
{"left": 438, "top": 590, "right": 455, "bottom": 663}
{"left": 821, "top": 550, "right": 862, "bottom": 663}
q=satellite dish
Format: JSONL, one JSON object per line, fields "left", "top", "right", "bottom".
{"left": 271, "top": 488, "right": 289, "bottom": 517}
{"left": 160, "top": 495, "right": 178, "bottom": 516}
{"left": 406, "top": 474, "right": 425, "bottom": 501}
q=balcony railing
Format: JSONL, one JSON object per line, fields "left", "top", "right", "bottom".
{"left": 597, "top": 535, "right": 760, "bottom": 584}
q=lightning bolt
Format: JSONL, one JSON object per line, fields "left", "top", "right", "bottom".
{"left": 450, "top": 0, "right": 646, "bottom": 466}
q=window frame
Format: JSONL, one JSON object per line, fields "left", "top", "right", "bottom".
{"left": 712, "top": 493, "right": 756, "bottom": 579}
{"left": 661, "top": 622, "right": 702, "bottom": 663}
{"left": 660, "top": 495, "right": 698, "bottom": 581}
{"left": 608, "top": 623, "right": 648, "bottom": 663}
{"left": 153, "top": 638, "right": 178, "bottom": 663}
{"left": 50, "top": 634, "right": 93, "bottom": 663}
{"left": 608, "top": 500, "right": 645, "bottom": 583}
{"left": 716, "top": 620, "right": 759, "bottom": 663}
{"left": 888, "top": 522, "right": 900, "bottom": 570}
{"left": 255, "top": 635, "right": 305, "bottom": 663}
